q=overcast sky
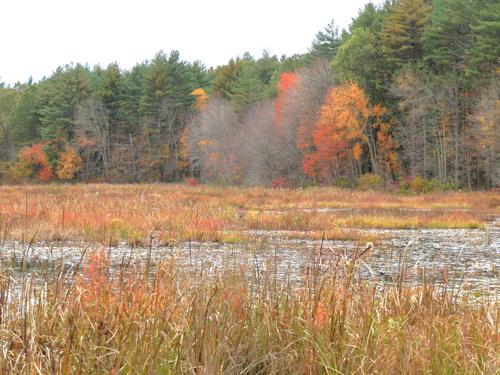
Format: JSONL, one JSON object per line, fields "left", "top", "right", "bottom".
{"left": 1, "top": 0, "right": 379, "bottom": 85}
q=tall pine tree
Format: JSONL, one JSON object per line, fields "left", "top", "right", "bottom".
{"left": 423, "top": 0, "right": 476, "bottom": 72}
{"left": 467, "top": 0, "right": 500, "bottom": 80}
{"left": 381, "top": 0, "right": 431, "bottom": 66}
{"left": 309, "top": 20, "right": 342, "bottom": 61}
{"left": 229, "top": 63, "right": 265, "bottom": 110}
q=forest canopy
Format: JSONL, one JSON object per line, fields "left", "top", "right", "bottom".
{"left": 0, "top": 0, "right": 498, "bottom": 189}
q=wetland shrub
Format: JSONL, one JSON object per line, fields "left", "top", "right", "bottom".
{"left": 356, "top": 173, "right": 384, "bottom": 191}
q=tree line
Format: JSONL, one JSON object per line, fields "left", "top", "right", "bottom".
{"left": 0, "top": 0, "right": 498, "bottom": 189}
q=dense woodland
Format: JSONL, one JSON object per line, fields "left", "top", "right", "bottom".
{"left": 0, "top": 0, "right": 498, "bottom": 189}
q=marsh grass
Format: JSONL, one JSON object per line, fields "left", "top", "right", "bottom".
{"left": 0, "top": 245, "right": 498, "bottom": 374}
{"left": 0, "top": 184, "right": 497, "bottom": 373}
{"left": 0, "top": 184, "right": 497, "bottom": 246}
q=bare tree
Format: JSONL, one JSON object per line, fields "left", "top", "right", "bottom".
{"left": 75, "top": 98, "right": 111, "bottom": 181}
{"left": 239, "top": 99, "right": 279, "bottom": 185}
{"left": 468, "top": 82, "right": 500, "bottom": 188}
{"left": 391, "top": 68, "right": 457, "bottom": 183}
{"left": 186, "top": 97, "right": 240, "bottom": 184}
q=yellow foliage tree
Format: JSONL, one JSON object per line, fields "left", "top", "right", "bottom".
{"left": 56, "top": 147, "right": 82, "bottom": 180}
{"left": 303, "top": 82, "right": 398, "bottom": 183}
{"left": 191, "top": 88, "right": 208, "bottom": 110}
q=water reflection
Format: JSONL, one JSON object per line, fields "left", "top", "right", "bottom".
{"left": 1, "top": 223, "right": 498, "bottom": 298}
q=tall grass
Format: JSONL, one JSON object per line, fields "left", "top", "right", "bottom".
{"left": 0, "top": 247, "right": 497, "bottom": 374}
{"left": 0, "top": 184, "right": 497, "bottom": 245}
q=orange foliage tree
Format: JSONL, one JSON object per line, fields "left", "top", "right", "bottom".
{"left": 303, "top": 82, "right": 397, "bottom": 184}
{"left": 56, "top": 146, "right": 82, "bottom": 180}
{"left": 13, "top": 143, "right": 53, "bottom": 181}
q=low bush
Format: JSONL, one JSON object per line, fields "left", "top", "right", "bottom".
{"left": 356, "top": 173, "right": 384, "bottom": 191}
{"left": 335, "top": 177, "right": 352, "bottom": 188}
{"left": 411, "top": 176, "right": 440, "bottom": 193}
{"left": 271, "top": 177, "right": 291, "bottom": 189}
{"left": 401, "top": 176, "right": 461, "bottom": 193}
{"left": 185, "top": 177, "right": 201, "bottom": 186}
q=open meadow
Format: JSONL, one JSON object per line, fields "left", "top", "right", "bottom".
{"left": 0, "top": 184, "right": 498, "bottom": 373}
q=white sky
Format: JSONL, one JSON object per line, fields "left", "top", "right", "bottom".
{"left": 1, "top": 0, "right": 379, "bottom": 85}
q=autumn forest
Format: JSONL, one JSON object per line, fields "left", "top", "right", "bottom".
{"left": 0, "top": 0, "right": 498, "bottom": 190}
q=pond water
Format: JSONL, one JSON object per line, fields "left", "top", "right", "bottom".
{"left": 1, "top": 220, "right": 498, "bottom": 297}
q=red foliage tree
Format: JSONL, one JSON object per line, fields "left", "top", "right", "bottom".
{"left": 18, "top": 143, "right": 53, "bottom": 181}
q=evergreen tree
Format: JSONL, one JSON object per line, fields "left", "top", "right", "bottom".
{"left": 423, "top": 0, "right": 476, "bottom": 72}
{"left": 467, "top": 0, "right": 500, "bottom": 79}
{"left": 333, "top": 28, "right": 390, "bottom": 104}
{"left": 140, "top": 53, "right": 170, "bottom": 117}
{"left": 309, "top": 20, "right": 342, "bottom": 60}
{"left": 0, "top": 87, "right": 19, "bottom": 159}
{"left": 350, "top": 2, "right": 386, "bottom": 33}
{"left": 120, "top": 63, "right": 146, "bottom": 135}
{"left": 161, "top": 51, "right": 197, "bottom": 112}
{"left": 8, "top": 84, "right": 41, "bottom": 146}
{"left": 189, "top": 61, "right": 211, "bottom": 90}
{"left": 140, "top": 50, "right": 196, "bottom": 123}
{"left": 97, "top": 63, "right": 123, "bottom": 122}
{"left": 229, "top": 63, "right": 265, "bottom": 110}
{"left": 381, "top": 0, "right": 431, "bottom": 66}
{"left": 140, "top": 50, "right": 196, "bottom": 180}
{"left": 211, "top": 59, "right": 245, "bottom": 98}
{"left": 334, "top": 1, "right": 394, "bottom": 104}
{"left": 38, "top": 64, "right": 91, "bottom": 142}
{"left": 253, "top": 51, "right": 280, "bottom": 86}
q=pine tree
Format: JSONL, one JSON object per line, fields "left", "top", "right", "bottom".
{"left": 229, "top": 64, "right": 264, "bottom": 110}
{"left": 140, "top": 50, "right": 196, "bottom": 180}
{"left": 309, "top": 20, "right": 342, "bottom": 60}
{"left": 38, "top": 64, "right": 91, "bottom": 142}
{"left": 97, "top": 63, "right": 122, "bottom": 122}
{"left": 333, "top": 28, "right": 390, "bottom": 103}
{"left": 0, "top": 86, "right": 19, "bottom": 159}
{"left": 8, "top": 83, "right": 41, "bottom": 146}
{"left": 334, "top": 2, "right": 394, "bottom": 104}
{"left": 279, "top": 54, "right": 309, "bottom": 72}
{"left": 253, "top": 51, "right": 280, "bottom": 86}
{"left": 189, "top": 61, "right": 211, "bottom": 90}
{"left": 119, "top": 63, "right": 146, "bottom": 135}
{"left": 350, "top": 2, "right": 386, "bottom": 33}
{"left": 381, "top": 0, "right": 431, "bottom": 66}
{"left": 423, "top": 0, "right": 476, "bottom": 72}
{"left": 162, "top": 51, "right": 197, "bottom": 112}
{"left": 140, "top": 50, "right": 196, "bottom": 125}
{"left": 140, "top": 52, "right": 170, "bottom": 117}
{"left": 467, "top": 1, "right": 500, "bottom": 79}
{"left": 211, "top": 59, "right": 245, "bottom": 99}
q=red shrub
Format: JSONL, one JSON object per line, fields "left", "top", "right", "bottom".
{"left": 272, "top": 177, "right": 291, "bottom": 189}
{"left": 185, "top": 178, "right": 201, "bottom": 187}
